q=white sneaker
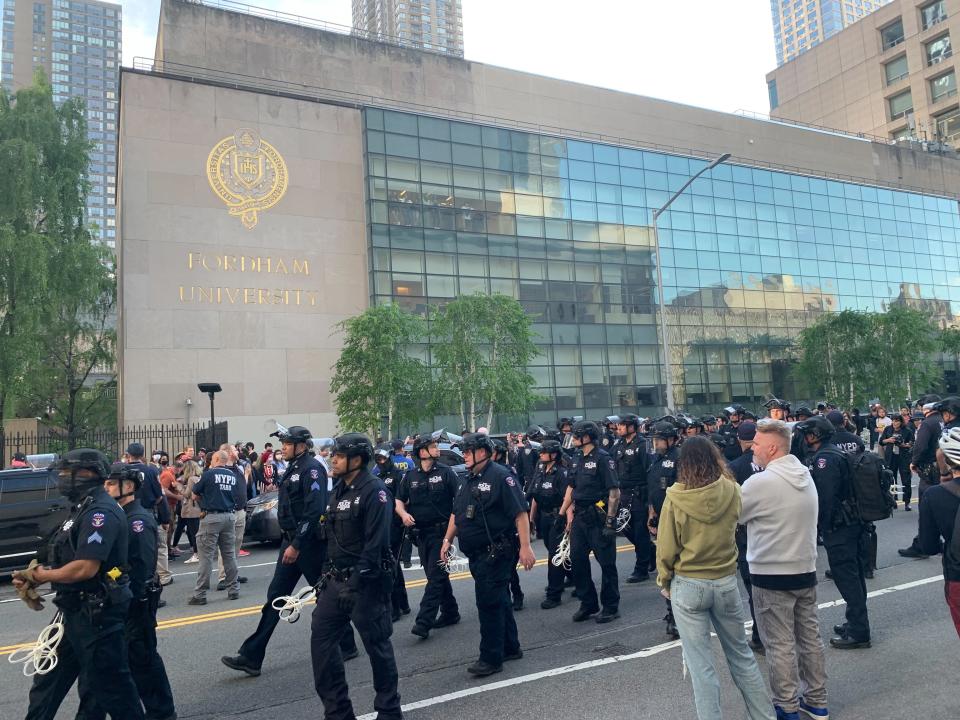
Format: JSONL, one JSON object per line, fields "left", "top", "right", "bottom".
{"left": 184, "top": 554, "right": 200, "bottom": 564}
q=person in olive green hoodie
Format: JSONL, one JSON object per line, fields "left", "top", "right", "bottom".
{"left": 656, "top": 436, "right": 774, "bottom": 720}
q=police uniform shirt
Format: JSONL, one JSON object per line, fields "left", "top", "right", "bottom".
{"left": 647, "top": 445, "right": 680, "bottom": 514}
{"left": 728, "top": 449, "right": 761, "bottom": 486}
{"left": 276, "top": 453, "right": 328, "bottom": 550}
{"left": 124, "top": 499, "right": 158, "bottom": 599}
{"left": 130, "top": 461, "right": 164, "bottom": 516}
{"left": 453, "top": 460, "right": 525, "bottom": 556}
{"left": 228, "top": 464, "right": 249, "bottom": 511}
{"left": 832, "top": 430, "right": 865, "bottom": 456}
{"left": 615, "top": 435, "right": 649, "bottom": 490}
{"left": 324, "top": 469, "right": 390, "bottom": 575}
{"left": 51, "top": 488, "right": 128, "bottom": 595}
{"left": 569, "top": 446, "right": 619, "bottom": 505}
{"left": 397, "top": 462, "right": 459, "bottom": 527}
{"left": 912, "top": 412, "right": 944, "bottom": 466}
{"left": 193, "top": 467, "right": 238, "bottom": 513}
{"left": 376, "top": 463, "right": 405, "bottom": 500}
{"left": 528, "top": 463, "right": 569, "bottom": 514}
{"left": 807, "top": 444, "right": 851, "bottom": 532}
{"left": 391, "top": 454, "right": 414, "bottom": 472}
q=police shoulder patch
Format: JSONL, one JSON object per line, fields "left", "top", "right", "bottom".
{"left": 816, "top": 457, "right": 827, "bottom": 469}
{"left": 91, "top": 512, "right": 105, "bottom": 528}
{"left": 87, "top": 531, "right": 103, "bottom": 544}
{"left": 506, "top": 476, "right": 516, "bottom": 487}
{"left": 608, "top": 459, "right": 615, "bottom": 470}
{"left": 310, "top": 468, "right": 319, "bottom": 479}
{"left": 378, "top": 490, "right": 388, "bottom": 504}
{"left": 131, "top": 519, "right": 145, "bottom": 534}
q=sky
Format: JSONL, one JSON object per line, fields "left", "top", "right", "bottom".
{"left": 120, "top": 0, "right": 778, "bottom": 115}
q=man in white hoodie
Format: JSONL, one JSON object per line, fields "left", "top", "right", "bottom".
{"left": 741, "top": 420, "right": 829, "bottom": 720}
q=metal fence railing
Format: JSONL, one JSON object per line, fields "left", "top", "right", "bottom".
{"left": 1, "top": 422, "right": 229, "bottom": 467}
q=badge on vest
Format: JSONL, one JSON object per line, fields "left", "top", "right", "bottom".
{"left": 61, "top": 519, "right": 74, "bottom": 532}
{"left": 662, "top": 460, "right": 675, "bottom": 468}
{"left": 290, "top": 474, "right": 300, "bottom": 483}
{"left": 336, "top": 500, "right": 351, "bottom": 511}
{"left": 478, "top": 482, "right": 492, "bottom": 492}
{"left": 584, "top": 461, "right": 597, "bottom": 470}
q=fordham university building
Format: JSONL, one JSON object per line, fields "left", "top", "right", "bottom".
{"left": 118, "top": 0, "right": 960, "bottom": 440}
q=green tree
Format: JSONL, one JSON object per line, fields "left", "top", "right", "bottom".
{"left": 331, "top": 303, "right": 431, "bottom": 438}
{"left": 941, "top": 326, "right": 960, "bottom": 372}
{"left": 431, "top": 293, "right": 541, "bottom": 432}
{"left": 874, "top": 305, "right": 940, "bottom": 404}
{"left": 0, "top": 70, "right": 95, "bottom": 427}
{"left": 21, "top": 237, "right": 117, "bottom": 446}
{"left": 794, "top": 310, "right": 875, "bottom": 406}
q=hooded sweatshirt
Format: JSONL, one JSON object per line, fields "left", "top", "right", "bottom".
{"left": 656, "top": 472, "right": 741, "bottom": 591}
{"left": 739, "top": 453, "right": 819, "bottom": 590}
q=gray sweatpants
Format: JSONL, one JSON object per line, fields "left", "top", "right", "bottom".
{"left": 753, "top": 585, "right": 828, "bottom": 713}
{"left": 194, "top": 511, "right": 238, "bottom": 599}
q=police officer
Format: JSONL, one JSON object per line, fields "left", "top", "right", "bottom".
{"left": 516, "top": 425, "right": 544, "bottom": 493}
{"left": 528, "top": 440, "right": 570, "bottom": 608}
{"left": 374, "top": 446, "right": 411, "bottom": 622}
{"left": 615, "top": 414, "right": 652, "bottom": 583}
{"left": 601, "top": 416, "right": 620, "bottom": 451}
{"left": 78, "top": 463, "right": 176, "bottom": 720}
{"left": 901, "top": 397, "right": 950, "bottom": 558}
{"left": 311, "top": 434, "right": 401, "bottom": 719}
{"left": 396, "top": 433, "right": 461, "bottom": 638}
{"left": 223, "top": 425, "right": 358, "bottom": 676}
{"left": 442, "top": 433, "right": 535, "bottom": 677}
{"left": 718, "top": 405, "right": 745, "bottom": 461}
{"left": 790, "top": 406, "right": 814, "bottom": 461}
{"left": 763, "top": 398, "right": 790, "bottom": 421}
{"left": 491, "top": 438, "right": 526, "bottom": 611}
{"left": 558, "top": 421, "right": 621, "bottom": 624}
{"left": 646, "top": 420, "right": 682, "bottom": 638}
{"left": 798, "top": 416, "right": 871, "bottom": 649}
{"left": 18, "top": 449, "right": 145, "bottom": 720}
{"left": 825, "top": 409, "right": 876, "bottom": 578}
{"left": 557, "top": 417, "right": 576, "bottom": 455}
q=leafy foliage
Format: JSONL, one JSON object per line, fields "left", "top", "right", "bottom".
{"left": 794, "top": 307, "right": 941, "bottom": 407}
{"left": 0, "top": 70, "right": 115, "bottom": 439}
{"left": 430, "top": 293, "right": 541, "bottom": 432}
{"left": 331, "top": 303, "right": 431, "bottom": 437}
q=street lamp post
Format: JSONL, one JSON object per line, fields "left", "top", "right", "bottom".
{"left": 652, "top": 153, "right": 731, "bottom": 412}
{"left": 197, "top": 382, "right": 222, "bottom": 448}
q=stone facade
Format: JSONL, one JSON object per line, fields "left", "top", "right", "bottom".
{"left": 118, "top": 71, "right": 367, "bottom": 441}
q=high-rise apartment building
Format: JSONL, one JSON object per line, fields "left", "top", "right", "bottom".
{"left": 772, "top": 0, "right": 893, "bottom": 65}
{"left": 1, "top": 0, "right": 120, "bottom": 247}
{"left": 767, "top": 0, "right": 960, "bottom": 146}
{"left": 352, "top": 0, "right": 463, "bottom": 57}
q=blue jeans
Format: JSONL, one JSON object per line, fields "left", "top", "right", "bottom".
{"left": 671, "top": 574, "right": 774, "bottom": 720}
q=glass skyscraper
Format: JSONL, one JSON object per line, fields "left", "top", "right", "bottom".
{"left": 1, "top": 0, "right": 120, "bottom": 247}
{"left": 364, "top": 107, "right": 960, "bottom": 424}
{"left": 772, "top": 0, "right": 893, "bottom": 66}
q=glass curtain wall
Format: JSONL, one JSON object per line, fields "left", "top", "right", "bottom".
{"left": 364, "top": 108, "right": 960, "bottom": 423}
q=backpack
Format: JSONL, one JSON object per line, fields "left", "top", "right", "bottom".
{"left": 849, "top": 451, "right": 896, "bottom": 522}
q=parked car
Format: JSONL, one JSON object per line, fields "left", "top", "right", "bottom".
{"left": 0, "top": 467, "right": 71, "bottom": 574}
{"left": 245, "top": 490, "right": 281, "bottom": 544}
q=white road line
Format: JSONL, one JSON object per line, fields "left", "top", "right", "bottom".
{"left": 357, "top": 573, "right": 945, "bottom": 720}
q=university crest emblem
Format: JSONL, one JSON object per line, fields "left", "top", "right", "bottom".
{"left": 206, "top": 128, "right": 288, "bottom": 229}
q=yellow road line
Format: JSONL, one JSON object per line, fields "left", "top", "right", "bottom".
{"left": 0, "top": 544, "right": 639, "bottom": 654}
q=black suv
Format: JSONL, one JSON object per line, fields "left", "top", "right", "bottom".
{"left": 0, "top": 467, "right": 71, "bottom": 574}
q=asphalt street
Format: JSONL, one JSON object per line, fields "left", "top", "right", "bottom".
{"left": 1, "top": 505, "right": 956, "bottom": 720}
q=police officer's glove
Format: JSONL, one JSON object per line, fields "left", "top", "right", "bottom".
{"left": 12, "top": 560, "right": 45, "bottom": 611}
{"left": 337, "top": 585, "right": 358, "bottom": 614}
{"left": 602, "top": 516, "right": 617, "bottom": 538}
